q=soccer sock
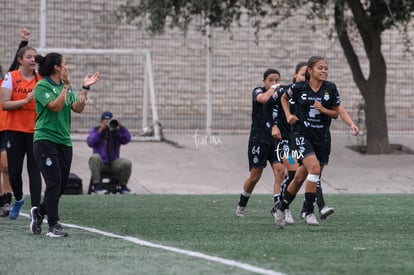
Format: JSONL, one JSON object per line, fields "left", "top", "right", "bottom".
{"left": 304, "top": 192, "right": 316, "bottom": 215}
{"left": 280, "top": 191, "right": 296, "bottom": 211}
{"left": 4, "top": 192, "right": 12, "bottom": 204}
{"left": 280, "top": 176, "right": 288, "bottom": 196}
{"left": 238, "top": 191, "right": 251, "bottom": 207}
{"left": 280, "top": 171, "right": 296, "bottom": 197}
{"left": 301, "top": 199, "right": 306, "bottom": 214}
{"left": 316, "top": 182, "right": 325, "bottom": 211}
{"left": 0, "top": 195, "right": 4, "bottom": 207}
{"left": 273, "top": 194, "right": 280, "bottom": 203}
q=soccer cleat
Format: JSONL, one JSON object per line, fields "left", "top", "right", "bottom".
{"left": 120, "top": 186, "right": 135, "bottom": 195}
{"left": 285, "top": 209, "right": 295, "bottom": 225}
{"left": 46, "top": 224, "right": 69, "bottom": 238}
{"left": 9, "top": 198, "right": 25, "bottom": 219}
{"left": 0, "top": 206, "right": 5, "bottom": 217}
{"left": 304, "top": 213, "right": 319, "bottom": 226}
{"left": 30, "top": 206, "right": 44, "bottom": 235}
{"left": 235, "top": 206, "right": 246, "bottom": 218}
{"left": 319, "top": 206, "right": 334, "bottom": 220}
{"left": 273, "top": 203, "right": 286, "bottom": 228}
{"left": 300, "top": 210, "right": 306, "bottom": 220}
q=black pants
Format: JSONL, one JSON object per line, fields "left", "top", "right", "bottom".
{"left": 6, "top": 131, "right": 42, "bottom": 206}
{"left": 33, "top": 140, "right": 72, "bottom": 227}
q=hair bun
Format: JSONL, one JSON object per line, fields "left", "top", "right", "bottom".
{"left": 35, "top": 55, "right": 46, "bottom": 65}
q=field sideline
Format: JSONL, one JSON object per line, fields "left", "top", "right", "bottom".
{"left": 1, "top": 194, "right": 413, "bottom": 275}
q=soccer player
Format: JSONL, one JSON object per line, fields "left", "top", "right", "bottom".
{"left": 274, "top": 56, "right": 340, "bottom": 227}
{"left": 235, "top": 69, "right": 285, "bottom": 218}
{"left": 1, "top": 45, "right": 42, "bottom": 220}
{"left": 263, "top": 61, "right": 308, "bottom": 225}
{"left": 0, "top": 28, "right": 31, "bottom": 217}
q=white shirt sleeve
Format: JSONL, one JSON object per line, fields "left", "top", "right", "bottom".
{"left": 1, "top": 72, "right": 13, "bottom": 89}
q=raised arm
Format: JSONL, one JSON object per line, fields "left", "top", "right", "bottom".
{"left": 256, "top": 84, "right": 280, "bottom": 104}
{"left": 263, "top": 95, "right": 281, "bottom": 140}
{"left": 71, "top": 72, "right": 100, "bottom": 113}
{"left": 8, "top": 28, "right": 30, "bottom": 72}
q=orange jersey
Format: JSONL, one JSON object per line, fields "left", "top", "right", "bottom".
{"left": 2, "top": 70, "right": 41, "bottom": 133}
{"left": 0, "top": 79, "right": 7, "bottom": 131}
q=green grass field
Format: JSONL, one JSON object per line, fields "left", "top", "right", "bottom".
{"left": 1, "top": 194, "right": 413, "bottom": 275}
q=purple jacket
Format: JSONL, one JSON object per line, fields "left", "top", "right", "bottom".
{"left": 86, "top": 126, "right": 131, "bottom": 164}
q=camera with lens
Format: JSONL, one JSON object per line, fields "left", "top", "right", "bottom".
{"left": 107, "top": 119, "right": 119, "bottom": 131}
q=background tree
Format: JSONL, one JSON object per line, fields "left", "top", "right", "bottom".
{"left": 116, "top": 0, "right": 414, "bottom": 154}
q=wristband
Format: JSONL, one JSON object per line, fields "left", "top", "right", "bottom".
{"left": 82, "top": 85, "right": 90, "bottom": 90}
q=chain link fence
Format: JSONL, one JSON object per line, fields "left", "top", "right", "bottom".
{"left": 1, "top": 0, "right": 413, "bottom": 138}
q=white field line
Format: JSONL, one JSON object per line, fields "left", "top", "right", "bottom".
{"left": 21, "top": 213, "right": 284, "bottom": 275}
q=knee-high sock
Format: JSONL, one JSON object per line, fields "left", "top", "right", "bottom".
{"left": 280, "top": 190, "right": 296, "bottom": 211}
{"left": 304, "top": 192, "right": 316, "bottom": 215}
{"left": 316, "top": 181, "right": 325, "bottom": 210}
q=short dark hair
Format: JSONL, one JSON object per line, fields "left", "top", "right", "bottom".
{"left": 263, "top": 68, "right": 280, "bottom": 80}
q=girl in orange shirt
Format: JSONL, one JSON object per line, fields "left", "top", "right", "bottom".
{"left": 1, "top": 46, "right": 42, "bottom": 220}
{"left": 0, "top": 28, "right": 31, "bottom": 217}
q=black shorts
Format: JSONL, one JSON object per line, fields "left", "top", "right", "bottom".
{"left": 291, "top": 134, "right": 331, "bottom": 166}
{"left": 0, "top": 131, "right": 7, "bottom": 152}
{"left": 248, "top": 142, "right": 278, "bottom": 170}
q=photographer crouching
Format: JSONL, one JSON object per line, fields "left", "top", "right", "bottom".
{"left": 87, "top": 111, "right": 134, "bottom": 195}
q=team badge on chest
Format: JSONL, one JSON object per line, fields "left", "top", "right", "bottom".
{"left": 323, "top": 92, "right": 330, "bottom": 101}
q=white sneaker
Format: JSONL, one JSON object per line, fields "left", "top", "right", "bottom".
{"left": 299, "top": 211, "right": 306, "bottom": 220}
{"left": 46, "top": 223, "right": 69, "bottom": 238}
{"left": 320, "top": 206, "right": 334, "bottom": 220}
{"left": 285, "top": 209, "right": 295, "bottom": 225}
{"left": 273, "top": 208, "right": 286, "bottom": 228}
{"left": 235, "top": 206, "right": 246, "bottom": 218}
{"left": 304, "top": 213, "right": 319, "bottom": 226}
{"left": 95, "top": 188, "right": 109, "bottom": 195}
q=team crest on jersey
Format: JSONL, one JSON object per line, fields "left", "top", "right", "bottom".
{"left": 323, "top": 92, "right": 330, "bottom": 101}
{"left": 45, "top": 157, "right": 53, "bottom": 166}
{"left": 45, "top": 92, "right": 51, "bottom": 98}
